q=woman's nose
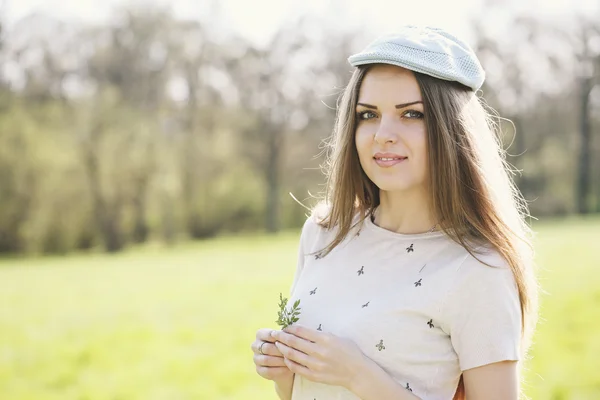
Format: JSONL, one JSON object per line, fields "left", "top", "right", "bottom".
{"left": 374, "top": 118, "right": 398, "bottom": 144}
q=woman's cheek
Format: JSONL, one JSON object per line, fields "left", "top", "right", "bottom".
{"left": 355, "top": 127, "right": 370, "bottom": 154}
{"left": 356, "top": 123, "right": 376, "bottom": 142}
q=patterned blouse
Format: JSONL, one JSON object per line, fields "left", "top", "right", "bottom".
{"left": 287, "top": 210, "right": 521, "bottom": 400}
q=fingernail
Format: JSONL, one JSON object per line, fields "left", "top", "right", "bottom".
{"left": 270, "top": 331, "right": 277, "bottom": 338}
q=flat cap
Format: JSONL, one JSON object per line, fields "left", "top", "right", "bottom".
{"left": 348, "top": 25, "right": 485, "bottom": 92}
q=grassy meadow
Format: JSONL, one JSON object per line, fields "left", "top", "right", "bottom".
{"left": 0, "top": 217, "right": 598, "bottom": 399}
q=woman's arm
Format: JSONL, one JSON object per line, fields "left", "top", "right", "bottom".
{"left": 272, "top": 326, "right": 421, "bottom": 400}
{"left": 350, "top": 357, "right": 421, "bottom": 400}
{"left": 462, "top": 360, "right": 519, "bottom": 400}
{"left": 351, "top": 359, "right": 519, "bottom": 400}
{"left": 273, "top": 374, "right": 295, "bottom": 400}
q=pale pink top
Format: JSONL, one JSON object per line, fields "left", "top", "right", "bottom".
{"left": 288, "top": 210, "right": 521, "bottom": 400}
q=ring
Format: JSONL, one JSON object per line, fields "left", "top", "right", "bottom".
{"left": 259, "top": 341, "right": 267, "bottom": 355}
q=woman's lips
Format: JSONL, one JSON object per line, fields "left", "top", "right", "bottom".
{"left": 374, "top": 157, "right": 407, "bottom": 167}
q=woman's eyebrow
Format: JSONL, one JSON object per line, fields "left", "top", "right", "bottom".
{"left": 357, "top": 101, "right": 423, "bottom": 109}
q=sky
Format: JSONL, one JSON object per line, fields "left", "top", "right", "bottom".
{"left": 1, "top": 0, "right": 597, "bottom": 101}
{"left": 3, "top": 0, "right": 599, "bottom": 48}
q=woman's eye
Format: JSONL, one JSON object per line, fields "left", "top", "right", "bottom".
{"left": 404, "top": 110, "right": 424, "bottom": 119}
{"left": 356, "top": 110, "right": 423, "bottom": 120}
{"left": 357, "top": 110, "right": 376, "bottom": 120}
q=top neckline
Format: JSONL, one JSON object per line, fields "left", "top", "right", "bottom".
{"left": 363, "top": 211, "right": 446, "bottom": 240}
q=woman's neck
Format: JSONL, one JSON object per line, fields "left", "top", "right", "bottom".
{"left": 373, "top": 190, "right": 438, "bottom": 234}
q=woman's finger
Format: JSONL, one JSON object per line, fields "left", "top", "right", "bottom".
{"left": 256, "top": 366, "right": 291, "bottom": 380}
{"left": 275, "top": 341, "right": 312, "bottom": 368}
{"left": 251, "top": 340, "right": 284, "bottom": 357}
{"left": 283, "top": 357, "right": 315, "bottom": 381}
{"left": 272, "top": 330, "right": 318, "bottom": 356}
{"left": 255, "top": 328, "right": 277, "bottom": 343}
{"left": 253, "top": 354, "right": 287, "bottom": 367}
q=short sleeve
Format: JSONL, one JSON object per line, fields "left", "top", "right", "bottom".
{"left": 444, "top": 250, "right": 522, "bottom": 371}
{"left": 289, "top": 214, "right": 315, "bottom": 297}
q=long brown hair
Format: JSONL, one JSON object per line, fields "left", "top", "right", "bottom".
{"left": 309, "top": 65, "right": 538, "bottom": 398}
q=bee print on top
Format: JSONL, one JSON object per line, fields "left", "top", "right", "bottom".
{"left": 406, "top": 244, "right": 414, "bottom": 253}
{"left": 406, "top": 383, "right": 413, "bottom": 392}
{"left": 317, "top": 324, "right": 322, "bottom": 331}
{"left": 314, "top": 253, "right": 323, "bottom": 260}
{"left": 362, "top": 301, "right": 370, "bottom": 308}
{"left": 427, "top": 319, "right": 435, "bottom": 328}
{"left": 310, "top": 287, "right": 317, "bottom": 295}
{"left": 414, "top": 278, "right": 422, "bottom": 287}
{"left": 357, "top": 266, "right": 364, "bottom": 276}
{"left": 376, "top": 340, "right": 386, "bottom": 351}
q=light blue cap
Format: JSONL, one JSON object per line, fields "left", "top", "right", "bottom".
{"left": 348, "top": 26, "right": 485, "bottom": 92}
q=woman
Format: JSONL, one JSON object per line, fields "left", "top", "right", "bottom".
{"left": 251, "top": 25, "right": 538, "bottom": 400}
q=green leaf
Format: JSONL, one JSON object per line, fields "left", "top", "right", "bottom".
{"left": 276, "top": 292, "right": 302, "bottom": 329}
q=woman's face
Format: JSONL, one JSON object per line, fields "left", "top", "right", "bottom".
{"left": 355, "top": 65, "right": 428, "bottom": 194}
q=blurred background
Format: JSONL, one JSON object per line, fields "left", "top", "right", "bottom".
{"left": 0, "top": 0, "right": 598, "bottom": 399}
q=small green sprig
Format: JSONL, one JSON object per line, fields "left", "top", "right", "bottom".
{"left": 276, "top": 293, "right": 301, "bottom": 329}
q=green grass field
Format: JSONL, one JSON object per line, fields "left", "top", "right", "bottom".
{"left": 0, "top": 217, "right": 598, "bottom": 400}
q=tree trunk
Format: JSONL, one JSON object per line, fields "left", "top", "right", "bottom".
{"left": 576, "top": 76, "right": 592, "bottom": 214}
{"left": 132, "top": 185, "right": 149, "bottom": 243}
{"left": 84, "top": 123, "right": 125, "bottom": 252}
{"left": 265, "top": 124, "right": 282, "bottom": 233}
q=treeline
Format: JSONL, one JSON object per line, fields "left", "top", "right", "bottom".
{"left": 0, "top": 4, "right": 598, "bottom": 254}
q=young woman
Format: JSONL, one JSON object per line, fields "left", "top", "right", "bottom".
{"left": 251, "top": 25, "right": 538, "bottom": 400}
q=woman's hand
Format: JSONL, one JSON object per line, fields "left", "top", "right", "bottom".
{"left": 271, "top": 324, "right": 369, "bottom": 390}
{"left": 251, "top": 328, "right": 294, "bottom": 383}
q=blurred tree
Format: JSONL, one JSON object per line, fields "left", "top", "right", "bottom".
{"left": 469, "top": 5, "right": 588, "bottom": 215}
{"left": 0, "top": 3, "right": 597, "bottom": 255}
{"left": 571, "top": 17, "right": 600, "bottom": 214}
{"left": 171, "top": 19, "right": 225, "bottom": 238}
{"left": 227, "top": 24, "right": 306, "bottom": 233}
{"left": 83, "top": 6, "right": 174, "bottom": 250}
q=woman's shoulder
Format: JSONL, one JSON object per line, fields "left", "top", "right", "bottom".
{"left": 298, "top": 202, "right": 330, "bottom": 245}
{"left": 303, "top": 202, "right": 363, "bottom": 234}
{"left": 462, "top": 244, "right": 509, "bottom": 266}
{"left": 453, "top": 245, "right": 516, "bottom": 292}
{"left": 301, "top": 201, "right": 342, "bottom": 230}
{"left": 299, "top": 201, "right": 362, "bottom": 249}
{"left": 308, "top": 201, "right": 331, "bottom": 225}
{"left": 299, "top": 202, "right": 328, "bottom": 234}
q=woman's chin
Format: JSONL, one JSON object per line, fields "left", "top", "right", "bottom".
{"left": 372, "top": 180, "right": 416, "bottom": 193}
